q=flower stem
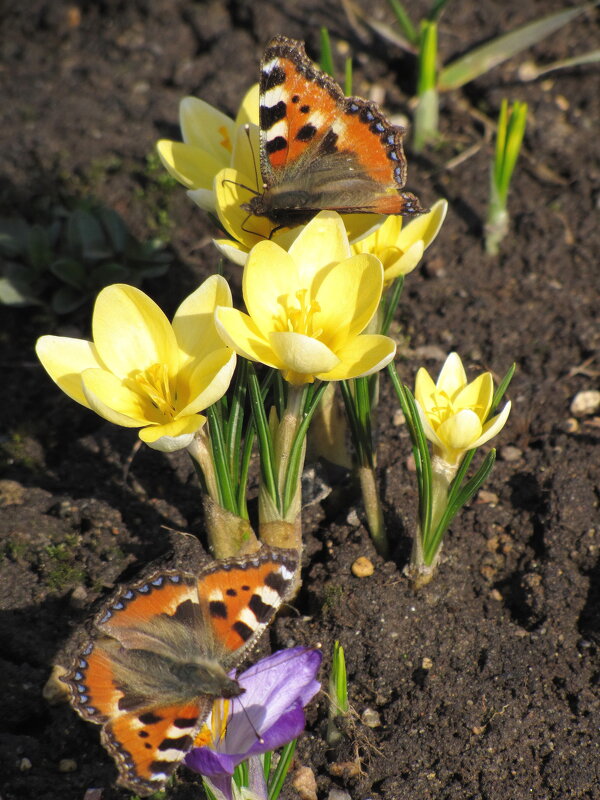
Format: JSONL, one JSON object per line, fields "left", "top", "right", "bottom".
{"left": 407, "top": 455, "right": 456, "bottom": 587}
{"left": 358, "top": 464, "right": 388, "bottom": 558}
{"left": 187, "top": 429, "right": 259, "bottom": 559}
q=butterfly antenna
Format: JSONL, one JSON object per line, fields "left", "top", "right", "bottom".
{"left": 220, "top": 177, "right": 259, "bottom": 197}
{"left": 234, "top": 694, "right": 264, "bottom": 745}
{"left": 245, "top": 124, "right": 263, "bottom": 193}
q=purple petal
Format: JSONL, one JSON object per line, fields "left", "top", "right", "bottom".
{"left": 245, "top": 703, "right": 306, "bottom": 757}
{"left": 184, "top": 746, "right": 237, "bottom": 777}
{"left": 230, "top": 647, "right": 322, "bottom": 734}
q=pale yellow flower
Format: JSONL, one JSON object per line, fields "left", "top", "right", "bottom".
{"left": 215, "top": 211, "right": 396, "bottom": 385}
{"left": 156, "top": 85, "right": 259, "bottom": 214}
{"left": 415, "top": 352, "right": 511, "bottom": 466}
{"left": 35, "top": 277, "right": 236, "bottom": 452}
{"left": 353, "top": 198, "right": 447, "bottom": 287}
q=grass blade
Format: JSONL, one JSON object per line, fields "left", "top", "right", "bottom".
{"left": 439, "top": 4, "right": 591, "bottom": 91}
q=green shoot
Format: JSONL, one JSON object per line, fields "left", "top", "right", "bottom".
{"left": 485, "top": 100, "right": 528, "bottom": 255}
{"left": 413, "top": 19, "right": 439, "bottom": 151}
{"left": 319, "top": 27, "right": 335, "bottom": 76}
{"left": 327, "top": 641, "right": 349, "bottom": 745}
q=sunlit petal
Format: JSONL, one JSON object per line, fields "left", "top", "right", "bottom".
{"left": 173, "top": 275, "right": 233, "bottom": 366}
{"left": 139, "top": 415, "right": 205, "bottom": 451}
{"left": 214, "top": 167, "right": 272, "bottom": 247}
{"left": 474, "top": 401, "right": 512, "bottom": 448}
{"left": 215, "top": 306, "right": 281, "bottom": 369}
{"left": 397, "top": 198, "right": 448, "bottom": 251}
{"left": 436, "top": 352, "right": 468, "bottom": 395}
{"left": 156, "top": 140, "right": 223, "bottom": 191}
{"left": 319, "top": 334, "right": 396, "bottom": 381}
{"left": 212, "top": 238, "right": 250, "bottom": 266}
{"left": 288, "top": 211, "right": 351, "bottom": 278}
{"left": 269, "top": 332, "right": 339, "bottom": 377}
{"left": 35, "top": 336, "right": 103, "bottom": 408}
{"left": 92, "top": 284, "right": 179, "bottom": 379}
{"left": 187, "top": 187, "right": 218, "bottom": 212}
{"left": 456, "top": 372, "right": 494, "bottom": 417}
{"left": 235, "top": 84, "right": 260, "bottom": 126}
{"left": 314, "top": 254, "right": 383, "bottom": 350}
{"left": 243, "top": 240, "right": 299, "bottom": 329}
{"left": 180, "top": 351, "right": 237, "bottom": 416}
{"left": 81, "top": 368, "right": 155, "bottom": 426}
{"left": 180, "top": 97, "right": 236, "bottom": 162}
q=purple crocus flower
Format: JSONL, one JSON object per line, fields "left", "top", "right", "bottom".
{"left": 185, "top": 647, "right": 322, "bottom": 800}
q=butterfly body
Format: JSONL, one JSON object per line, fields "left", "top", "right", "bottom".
{"left": 244, "top": 35, "right": 426, "bottom": 228}
{"left": 62, "top": 548, "right": 298, "bottom": 796}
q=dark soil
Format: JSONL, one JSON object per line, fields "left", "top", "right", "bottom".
{"left": 1, "top": 2, "right": 599, "bottom": 799}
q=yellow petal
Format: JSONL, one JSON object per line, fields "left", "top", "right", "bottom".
{"left": 156, "top": 140, "right": 223, "bottom": 191}
{"left": 473, "top": 401, "right": 512, "bottom": 448}
{"left": 212, "top": 238, "right": 250, "bottom": 266}
{"left": 214, "top": 167, "right": 272, "bottom": 247}
{"left": 242, "top": 240, "right": 299, "bottom": 330}
{"left": 383, "top": 240, "right": 424, "bottom": 283}
{"left": 343, "top": 213, "right": 387, "bottom": 242}
{"left": 235, "top": 84, "right": 260, "bottom": 126}
{"left": 230, "top": 123, "right": 261, "bottom": 182}
{"left": 187, "top": 187, "right": 217, "bottom": 213}
{"left": 92, "top": 284, "right": 179, "bottom": 380}
{"left": 288, "top": 211, "right": 351, "bottom": 278}
{"left": 268, "top": 332, "right": 340, "bottom": 377}
{"left": 314, "top": 254, "right": 383, "bottom": 351}
{"left": 456, "top": 372, "right": 494, "bottom": 420}
{"left": 173, "top": 275, "right": 232, "bottom": 368}
{"left": 139, "top": 415, "right": 205, "bottom": 451}
{"left": 414, "top": 366, "right": 437, "bottom": 411}
{"left": 438, "top": 409, "right": 483, "bottom": 452}
{"left": 436, "top": 352, "right": 467, "bottom": 396}
{"left": 319, "top": 334, "right": 396, "bottom": 381}
{"left": 35, "top": 336, "right": 103, "bottom": 409}
{"left": 81, "top": 369, "right": 155, "bottom": 426}
{"left": 179, "top": 350, "right": 237, "bottom": 416}
{"left": 397, "top": 198, "right": 448, "bottom": 251}
{"left": 179, "top": 97, "right": 236, "bottom": 162}
{"left": 215, "top": 306, "right": 281, "bottom": 369}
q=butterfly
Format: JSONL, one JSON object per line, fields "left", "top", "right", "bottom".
{"left": 243, "top": 35, "right": 426, "bottom": 230}
{"left": 61, "top": 546, "right": 298, "bottom": 796}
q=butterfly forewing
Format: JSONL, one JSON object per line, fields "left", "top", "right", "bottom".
{"left": 252, "top": 35, "right": 426, "bottom": 223}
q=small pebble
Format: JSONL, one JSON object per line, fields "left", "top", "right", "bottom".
{"left": 19, "top": 757, "right": 32, "bottom": 771}
{"left": 564, "top": 417, "right": 579, "bottom": 433}
{"left": 570, "top": 390, "right": 600, "bottom": 417}
{"left": 352, "top": 556, "right": 374, "bottom": 578}
{"left": 329, "top": 761, "right": 361, "bottom": 778}
{"left": 328, "top": 790, "right": 352, "bottom": 800}
{"left": 346, "top": 509, "right": 360, "bottom": 527}
{"left": 83, "top": 791, "right": 104, "bottom": 800}
{"left": 499, "top": 445, "right": 522, "bottom": 462}
{"left": 291, "top": 765, "right": 317, "bottom": 800}
{"left": 490, "top": 589, "right": 503, "bottom": 602}
{"left": 393, "top": 409, "right": 405, "bottom": 426}
{"left": 421, "top": 657, "right": 433, "bottom": 670}
{"left": 361, "top": 707, "right": 381, "bottom": 727}
{"left": 477, "top": 489, "right": 499, "bottom": 505}
{"left": 58, "top": 758, "right": 77, "bottom": 773}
